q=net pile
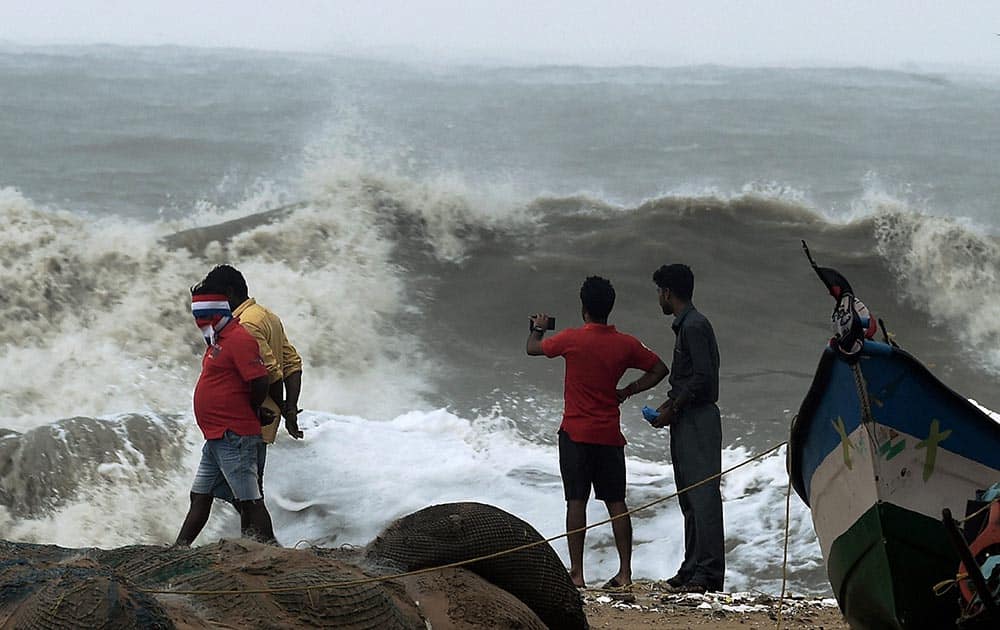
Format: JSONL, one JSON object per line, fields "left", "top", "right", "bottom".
{"left": 1, "top": 503, "right": 588, "bottom": 629}
{"left": 366, "top": 501, "right": 589, "bottom": 630}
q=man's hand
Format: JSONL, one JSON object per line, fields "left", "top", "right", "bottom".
{"left": 617, "top": 360, "right": 667, "bottom": 404}
{"left": 256, "top": 406, "right": 277, "bottom": 427}
{"left": 616, "top": 382, "right": 636, "bottom": 403}
{"left": 526, "top": 313, "right": 551, "bottom": 356}
{"left": 650, "top": 400, "right": 677, "bottom": 429}
{"left": 530, "top": 313, "right": 551, "bottom": 331}
{"left": 283, "top": 405, "right": 304, "bottom": 439}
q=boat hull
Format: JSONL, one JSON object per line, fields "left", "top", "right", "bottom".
{"left": 828, "top": 501, "right": 957, "bottom": 629}
{"left": 789, "top": 342, "right": 1000, "bottom": 629}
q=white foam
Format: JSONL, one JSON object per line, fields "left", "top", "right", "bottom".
{"left": 296, "top": 150, "right": 529, "bottom": 262}
{"left": 0, "top": 183, "right": 451, "bottom": 429}
{"left": 0, "top": 188, "right": 206, "bottom": 429}
{"left": 0, "top": 418, "right": 203, "bottom": 547}
{"left": 873, "top": 209, "right": 1000, "bottom": 373}
{"left": 2, "top": 407, "right": 827, "bottom": 594}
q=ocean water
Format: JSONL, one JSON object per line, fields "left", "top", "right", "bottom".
{"left": 2, "top": 44, "right": 999, "bottom": 595}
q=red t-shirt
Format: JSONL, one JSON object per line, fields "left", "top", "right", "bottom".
{"left": 541, "top": 323, "right": 661, "bottom": 446}
{"left": 193, "top": 318, "right": 269, "bottom": 440}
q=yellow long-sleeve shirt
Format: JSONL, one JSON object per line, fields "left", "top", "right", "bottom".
{"left": 233, "top": 298, "right": 302, "bottom": 443}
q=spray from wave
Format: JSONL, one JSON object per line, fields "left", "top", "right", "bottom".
{"left": 4, "top": 153, "right": 1000, "bottom": 595}
{"left": 874, "top": 211, "right": 1000, "bottom": 372}
{"left": 0, "top": 159, "right": 515, "bottom": 430}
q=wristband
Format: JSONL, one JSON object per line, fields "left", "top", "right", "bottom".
{"left": 531, "top": 325, "right": 546, "bottom": 333}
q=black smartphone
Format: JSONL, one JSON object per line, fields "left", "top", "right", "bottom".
{"left": 528, "top": 317, "right": 556, "bottom": 331}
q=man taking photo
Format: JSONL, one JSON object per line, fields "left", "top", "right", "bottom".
{"left": 527, "top": 275, "right": 668, "bottom": 589}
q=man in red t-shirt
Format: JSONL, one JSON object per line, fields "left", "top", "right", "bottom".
{"left": 527, "top": 276, "right": 668, "bottom": 589}
{"left": 175, "top": 281, "right": 278, "bottom": 546}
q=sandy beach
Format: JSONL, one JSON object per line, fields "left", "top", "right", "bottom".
{"left": 582, "top": 582, "right": 848, "bottom": 629}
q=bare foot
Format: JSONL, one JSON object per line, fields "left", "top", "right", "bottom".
{"left": 568, "top": 568, "right": 586, "bottom": 588}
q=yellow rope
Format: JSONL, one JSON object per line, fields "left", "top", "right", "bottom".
{"left": 958, "top": 495, "right": 1000, "bottom": 525}
{"left": 933, "top": 576, "right": 963, "bottom": 596}
{"left": 139, "top": 441, "right": 789, "bottom": 596}
{"left": 775, "top": 465, "right": 793, "bottom": 630}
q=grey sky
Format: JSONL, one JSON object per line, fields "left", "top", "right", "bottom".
{"left": 3, "top": 1, "right": 999, "bottom": 68}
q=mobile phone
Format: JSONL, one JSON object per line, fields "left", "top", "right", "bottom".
{"left": 528, "top": 317, "right": 557, "bottom": 331}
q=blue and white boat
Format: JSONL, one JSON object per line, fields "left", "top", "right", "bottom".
{"left": 788, "top": 243, "right": 1000, "bottom": 629}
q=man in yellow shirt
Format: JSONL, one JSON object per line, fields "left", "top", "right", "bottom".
{"left": 203, "top": 265, "right": 304, "bottom": 449}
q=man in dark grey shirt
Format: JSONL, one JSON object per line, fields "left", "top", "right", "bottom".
{"left": 650, "top": 263, "right": 724, "bottom": 593}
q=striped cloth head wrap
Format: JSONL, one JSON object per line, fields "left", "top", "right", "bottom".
{"left": 192, "top": 293, "right": 232, "bottom": 346}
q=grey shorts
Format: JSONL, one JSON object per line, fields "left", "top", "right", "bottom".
{"left": 191, "top": 430, "right": 264, "bottom": 502}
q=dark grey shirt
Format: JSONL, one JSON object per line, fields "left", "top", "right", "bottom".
{"left": 668, "top": 303, "right": 720, "bottom": 408}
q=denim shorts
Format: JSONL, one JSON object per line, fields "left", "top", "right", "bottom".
{"left": 191, "top": 430, "right": 264, "bottom": 502}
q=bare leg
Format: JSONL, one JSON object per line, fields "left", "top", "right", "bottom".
{"left": 238, "top": 499, "right": 277, "bottom": 545}
{"left": 175, "top": 493, "right": 213, "bottom": 546}
{"left": 258, "top": 504, "right": 275, "bottom": 543}
{"left": 605, "top": 500, "right": 633, "bottom": 586}
{"left": 566, "top": 499, "right": 588, "bottom": 587}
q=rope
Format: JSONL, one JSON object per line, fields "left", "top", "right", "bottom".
{"left": 851, "top": 363, "right": 879, "bottom": 446}
{"left": 775, "top": 464, "right": 793, "bottom": 630}
{"left": 139, "top": 441, "right": 789, "bottom": 596}
{"left": 930, "top": 494, "right": 1000, "bottom": 608}
{"left": 933, "top": 576, "right": 963, "bottom": 597}
{"left": 958, "top": 495, "right": 1000, "bottom": 525}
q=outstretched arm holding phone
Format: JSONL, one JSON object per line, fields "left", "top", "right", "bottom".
{"left": 526, "top": 313, "right": 553, "bottom": 355}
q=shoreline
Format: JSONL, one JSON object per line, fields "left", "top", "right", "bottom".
{"left": 582, "top": 581, "right": 848, "bottom": 629}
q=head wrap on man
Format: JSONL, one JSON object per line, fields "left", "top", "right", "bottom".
{"left": 192, "top": 293, "right": 232, "bottom": 346}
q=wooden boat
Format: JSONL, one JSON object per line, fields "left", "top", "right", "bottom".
{"left": 788, "top": 243, "right": 1000, "bottom": 629}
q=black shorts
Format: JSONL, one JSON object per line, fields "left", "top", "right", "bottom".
{"left": 558, "top": 429, "right": 626, "bottom": 502}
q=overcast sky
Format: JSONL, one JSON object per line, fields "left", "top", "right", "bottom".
{"left": 3, "top": 1, "right": 999, "bottom": 68}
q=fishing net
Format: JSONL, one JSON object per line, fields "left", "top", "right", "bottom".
{"left": 0, "top": 560, "right": 174, "bottom": 629}
{"left": 98, "top": 539, "right": 424, "bottom": 629}
{"left": 2, "top": 503, "right": 588, "bottom": 628}
{"left": 365, "top": 501, "right": 588, "bottom": 630}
